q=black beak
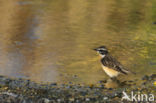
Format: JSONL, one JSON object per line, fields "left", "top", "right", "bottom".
{"left": 93, "top": 48, "right": 98, "bottom": 51}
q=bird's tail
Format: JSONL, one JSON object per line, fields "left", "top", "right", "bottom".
{"left": 122, "top": 68, "right": 136, "bottom": 75}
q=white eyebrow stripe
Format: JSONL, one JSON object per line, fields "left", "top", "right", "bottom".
{"left": 98, "top": 48, "right": 107, "bottom": 50}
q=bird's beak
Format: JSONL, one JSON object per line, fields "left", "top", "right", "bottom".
{"left": 93, "top": 48, "right": 97, "bottom": 51}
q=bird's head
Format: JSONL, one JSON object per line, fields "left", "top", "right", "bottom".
{"left": 94, "top": 46, "right": 108, "bottom": 57}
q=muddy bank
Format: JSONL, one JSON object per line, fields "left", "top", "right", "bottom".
{"left": 0, "top": 74, "right": 155, "bottom": 103}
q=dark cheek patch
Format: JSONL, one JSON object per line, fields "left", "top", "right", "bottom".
{"left": 101, "top": 52, "right": 105, "bottom": 55}
{"left": 99, "top": 50, "right": 108, "bottom": 55}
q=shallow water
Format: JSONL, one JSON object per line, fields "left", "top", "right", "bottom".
{"left": 0, "top": 0, "right": 155, "bottom": 84}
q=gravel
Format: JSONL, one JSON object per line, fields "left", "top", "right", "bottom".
{"left": 0, "top": 74, "right": 155, "bottom": 103}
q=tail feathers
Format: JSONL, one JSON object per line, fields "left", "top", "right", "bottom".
{"left": 121, "top": 68, "right": 136, "bottom": 75}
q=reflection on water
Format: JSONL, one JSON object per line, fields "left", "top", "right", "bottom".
{"left": 0, "top": 0, "right": 155, "bottom": 84}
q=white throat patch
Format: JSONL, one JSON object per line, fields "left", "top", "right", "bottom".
{"left": 100, "top": 54, "right": 106, "bottom": 58}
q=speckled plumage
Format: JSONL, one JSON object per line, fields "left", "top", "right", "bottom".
{"left": 94, "top": 46, "right": 133, "bottom": 78}
{"left": 101, "top": 54, "right": 128, "bottom": 75}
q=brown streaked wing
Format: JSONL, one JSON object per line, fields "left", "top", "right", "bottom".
{"left": 101, "top": 54, "right": 127, "bottom": 75}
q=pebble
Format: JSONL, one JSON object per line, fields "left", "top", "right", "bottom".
{"left": 50, "top": 83, "right": 57, "bottom": 86}
{"left": 57, "top": 99, "right": 61, "bottom": 102}
{"left": 44, "top": 98, "right": 50, "bottom": 103}
{"left": 69, "top": 98, "right": 74, "bottom": 102}
{"left": 108, "top": 88, "right": 113, "bottom": 90}
{"left": 99, "top": 80, "right": 107, "bottom": 84}
{"left": 150, "top": 74, "right": 156, "bottom": 79}
{"left": 103, "top": 97, "right": 108, "bottom": 100}
{"left": 142, "top": 75, "right": 149, "bottom": 80}
{"left": 85, "top": 98, "right": 90, "bottom": 101}
{"left": 99, "top": 84, "right": 105, "bottom": 89}
{"left": 0, "top": 75, "right": 155, "bottom": 103}
{"left": 73, "top": 75, "right": 78, "bottom": 78}
{"left": 152, "top": 22, "right": 156, "bottom": 24}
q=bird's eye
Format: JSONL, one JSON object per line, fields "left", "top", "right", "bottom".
{"left": 99, "top": 50, "right": 103, "bottom": 54}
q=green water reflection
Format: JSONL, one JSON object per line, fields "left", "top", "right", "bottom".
{"left": 0, "top": 0, "right": 155, "bottom": 84}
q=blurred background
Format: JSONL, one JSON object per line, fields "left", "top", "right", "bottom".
{"left": 0, "top": 0, "right": 155, "bottom": 84}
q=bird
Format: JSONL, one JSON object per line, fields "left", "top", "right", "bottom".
{"left": 94, "top": 46, "right": 135, "bottom": 79}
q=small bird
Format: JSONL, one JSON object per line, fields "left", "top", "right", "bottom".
{"left": 94, "top": 46, "right": 134, "bottom": 78}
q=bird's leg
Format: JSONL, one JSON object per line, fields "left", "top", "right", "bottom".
{"left": 110, "top": 77, "right": 117, "bottom": 81}
{"left": 110, "top": 77, "right": 120, "bottom": 83}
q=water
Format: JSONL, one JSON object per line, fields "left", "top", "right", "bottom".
{"left": 0, "top": 0, "right": 155, "bottom": 84}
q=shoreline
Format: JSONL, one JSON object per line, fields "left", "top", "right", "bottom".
{"left": 0, "top": 74, "right": 155, "bottom": 103}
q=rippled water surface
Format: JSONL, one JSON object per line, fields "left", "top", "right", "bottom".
{"left": 0, "top": 0, "right": 156, "bottom": 84}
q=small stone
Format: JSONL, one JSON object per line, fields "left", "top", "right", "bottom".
{"left": 142, "top": 75, "right": 149, "bottom": 80}
{"left": 142, "top": 82, "right": 146, "bottom": 86}
{"left": 57, "top": 99, "right": 61, "bottom": 102}
{"left": 85, "top": 98, "right": 90, "bottom": 101}
{"left": 108, "top": 88, "right": 113, "bottom": 90}
{"left": 152, "top": 22, "right": 156, "bottom": 24}
{"left": 99, "top": 80, "right": 107, "bottom": 84}
{"left": 89, "top": 84, "right": 94, "bottom": 88}
{"left": 73, "top": 75, "right": 78, "bottom": 78}
{"left": 114, "top": 93, "right": 118, "bottom": 96}
{"left": 69, "top": 98, "right": 74, "bottom": 102}
{"left": 44, "top": 98, "right": 50, "bottom": 103}
{"left": 128, "top": 80, "right": 133, "bottom": 83}
{"left": 151, "top": 74, "right": 156, "bottom": 79}
{"left": 75, "top": 100, "right": 80, "bottom": 103}
{"left": 69, "top": 82, "right": 72, "bottom": 84}
{"left": 103, "top": 97, "right": 108, "bottom": 100}
{"left": 99, "top": 84, "right": 105, "bottom": 89}
{"left": 66, "top": 85, "right": 71, "bottom": 89}
{"left": 50, "top": 83, "right": 57, "bottom": 86}
{"left": 14, "top": 41, "right": 23, "bottom": 46}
